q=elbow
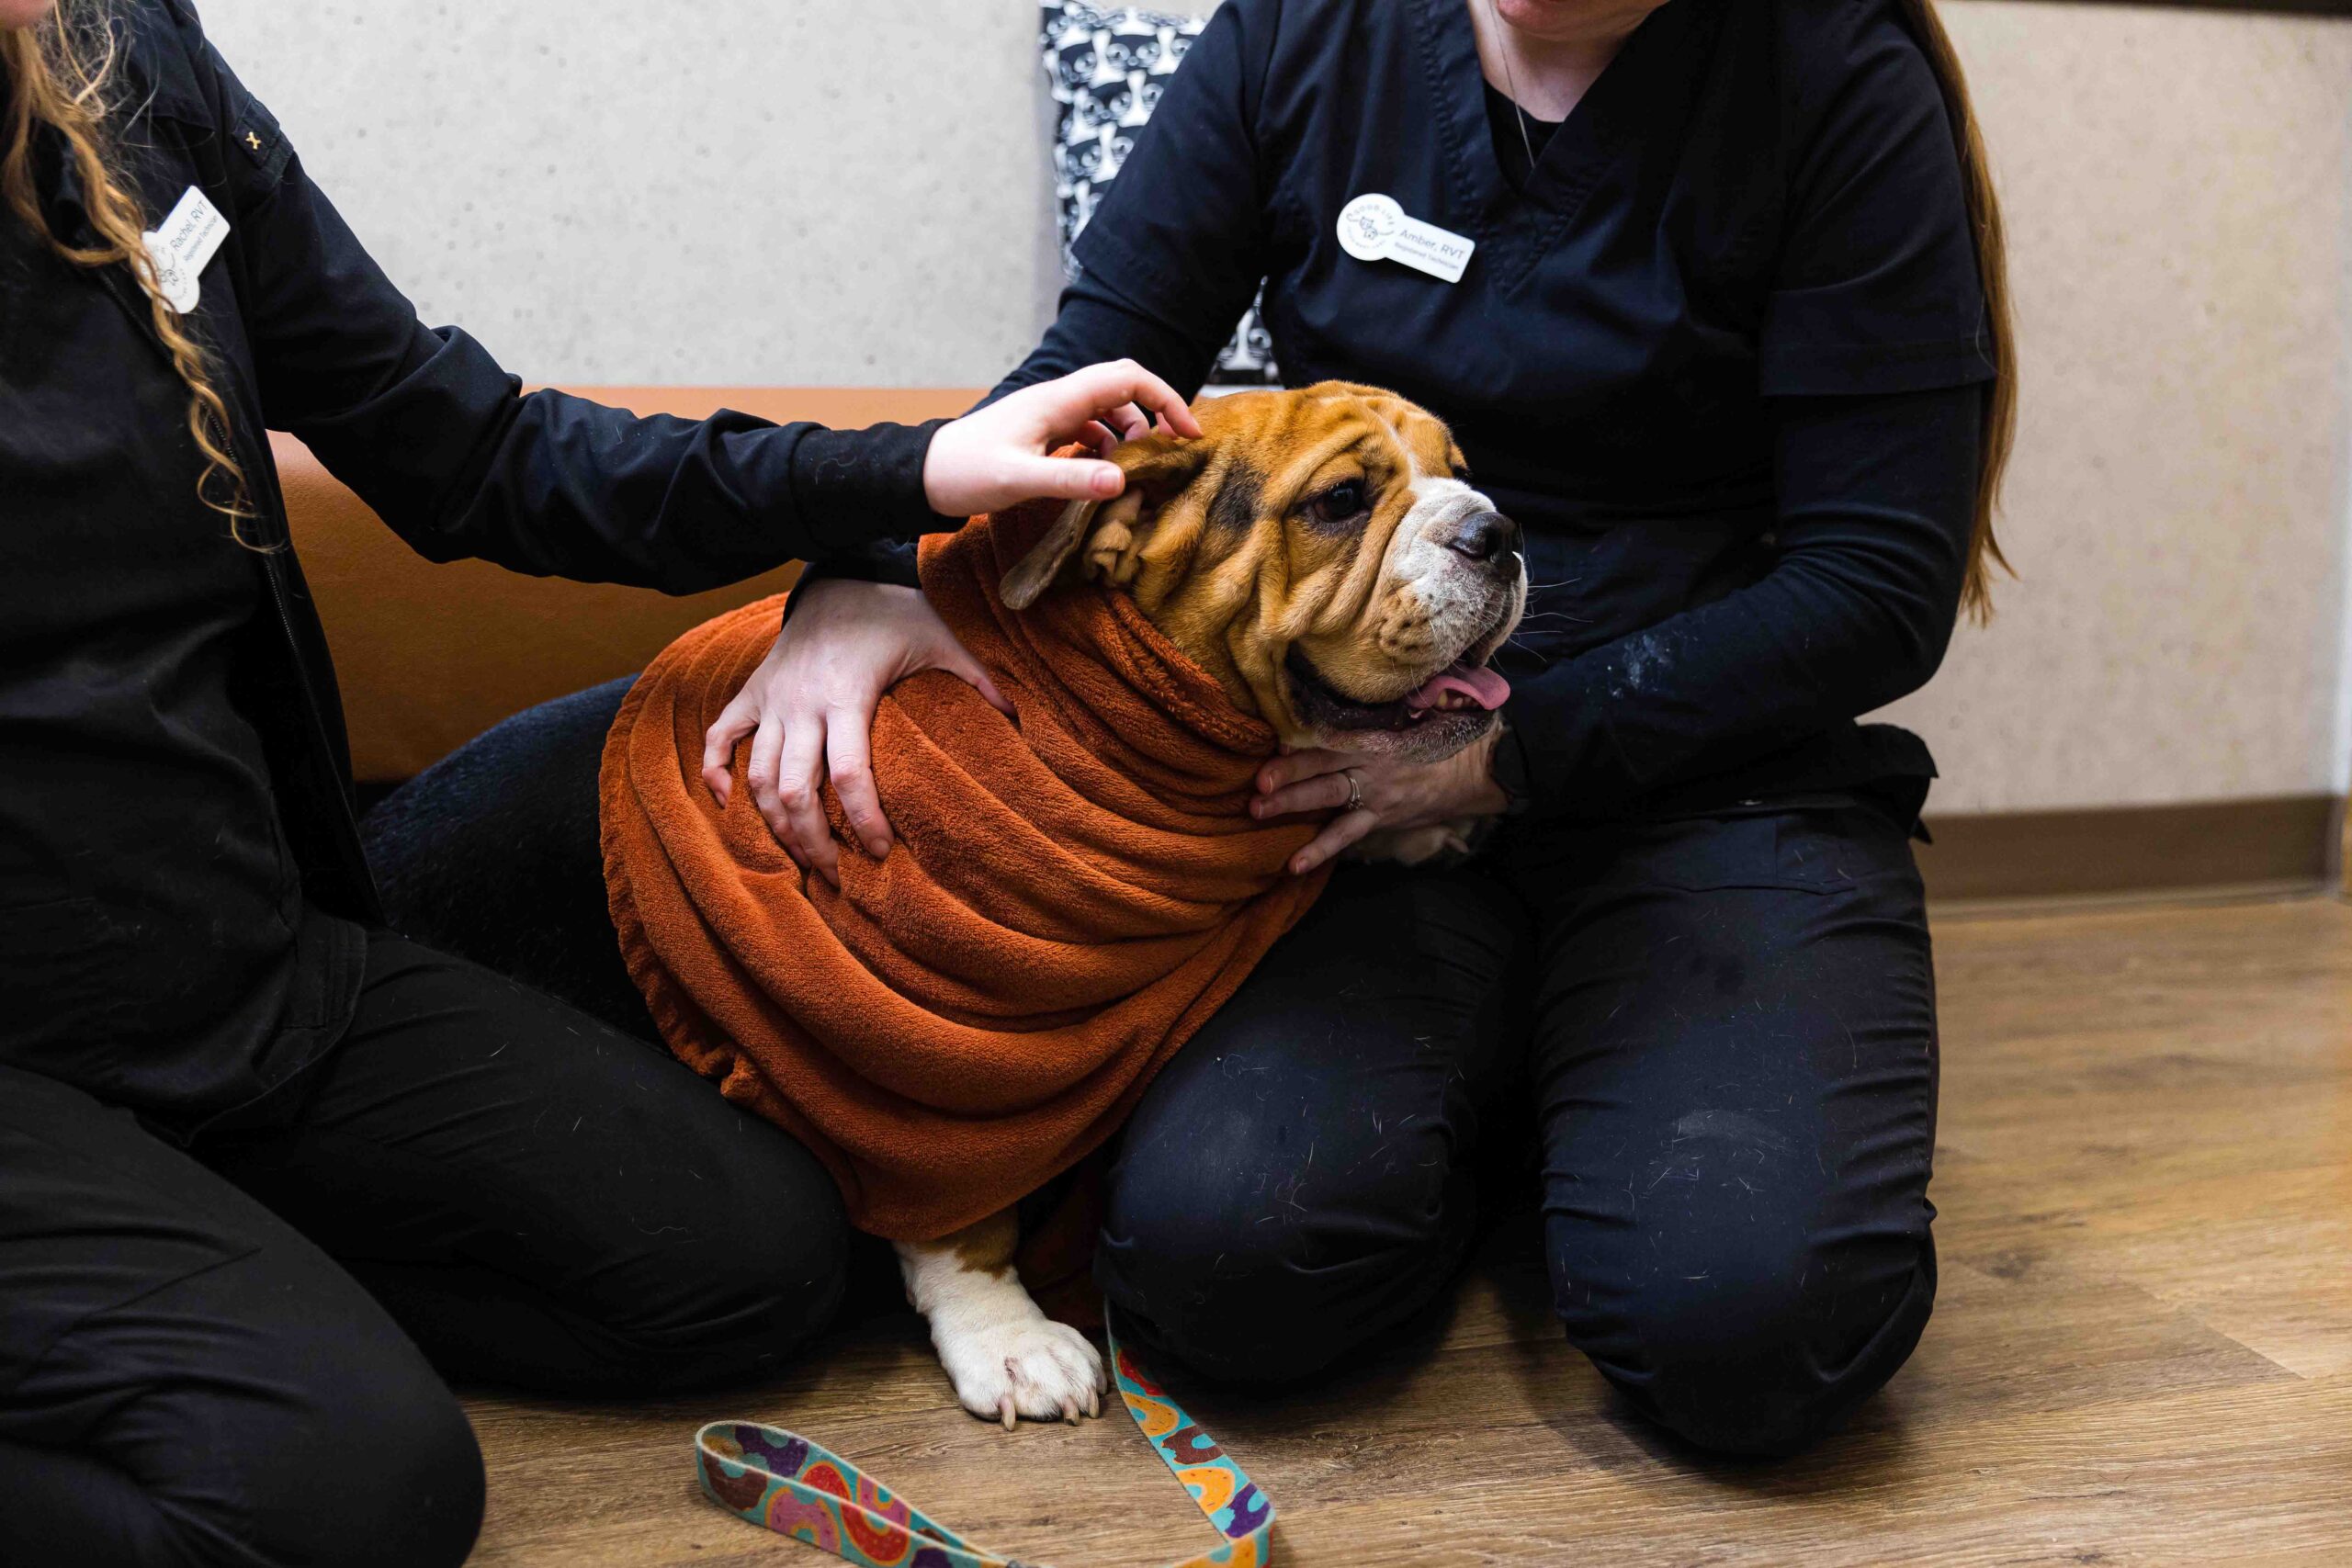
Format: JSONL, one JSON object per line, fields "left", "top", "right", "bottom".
{"left": 1855, "top": 597, "right": 1958, "bottom": 711}
{"left": 1781, "top": 540, "right": 1964, "bottom": 713}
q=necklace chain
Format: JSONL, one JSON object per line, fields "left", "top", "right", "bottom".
{"left": 1485, "top": 0, "right": 1538, "bottom": 175}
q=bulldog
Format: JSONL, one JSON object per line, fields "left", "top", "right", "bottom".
{"left": 893, "top": 380, "right": 1526, "bottom": 1425}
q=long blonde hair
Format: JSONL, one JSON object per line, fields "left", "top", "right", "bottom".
{"left": 1897, "top": 0, "right": 2012, "bottom": 618}
{"left": 3, "top": 0, "right": 258, "bottom": 541}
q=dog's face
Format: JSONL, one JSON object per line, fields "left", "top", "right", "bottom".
{"left": 1002, "top": 382, "right": 1525, "bottom": 762}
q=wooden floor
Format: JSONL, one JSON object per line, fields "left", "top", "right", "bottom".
{"left": 462, "top": 896, "right": 2352, "bottom": 1566}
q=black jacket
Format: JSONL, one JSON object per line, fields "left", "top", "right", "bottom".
{"left": 8, "top": 0, "right": 951, "bottom": 926}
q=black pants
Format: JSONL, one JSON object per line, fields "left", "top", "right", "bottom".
{"left": 373, "top": 678, "right": 1939, "bottom": 1461}
{"left": 0, "top": 927, "right": 851, "bottom": 1568}
{"left": 1099, "top": 795, "right": 1939, "bottom": 1457}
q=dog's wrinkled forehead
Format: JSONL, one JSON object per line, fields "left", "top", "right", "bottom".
{"left": 1193, "top": 383, "right": 1463, "bottom": 521}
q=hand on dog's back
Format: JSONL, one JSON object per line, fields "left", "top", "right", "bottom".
{"left": 700, "top": 577, "right": 1010, "bottom": 887}
{"left": 705, "top": 361, "right": 1201, "bottom": 886}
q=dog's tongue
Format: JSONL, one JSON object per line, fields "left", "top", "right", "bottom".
{"left": 1406, "top": 663, "right": 1511, "bottom": 713}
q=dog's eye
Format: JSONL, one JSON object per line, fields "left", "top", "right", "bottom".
{"left": 1308, "top": 479, "right": 1369, "bottom": 527}
{"left": 1451, "top": 461, "right": 1474, "bottom": 483}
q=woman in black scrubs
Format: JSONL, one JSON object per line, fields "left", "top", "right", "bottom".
{"left": 699, "top": 0, "right": 2016, "bottom": 1459}
{"left": 0, "top": 1, "right": 1191, "bottom": 1562}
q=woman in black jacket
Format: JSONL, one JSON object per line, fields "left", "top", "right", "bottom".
{"left": 0, "top": 1, "right": 1193, "bottom": 1562}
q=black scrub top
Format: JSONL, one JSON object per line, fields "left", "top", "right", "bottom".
{"left": 0, "top": 1, "right": 954, "bottom": 1135}
{"left": 868, "top": 0, "right": 1995, "bottom": 823}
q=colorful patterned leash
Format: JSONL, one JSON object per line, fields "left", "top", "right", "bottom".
{"left": 694, "top": 1311, "right": 1274, "bottom": 1568}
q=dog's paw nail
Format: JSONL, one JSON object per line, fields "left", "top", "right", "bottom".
{"left": 947, "top": 1319, "right": 1104, "bottom": 1428}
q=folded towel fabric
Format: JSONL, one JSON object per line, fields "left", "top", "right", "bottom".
{"left": 602, "top": 494, "right": 1331, "bottom": 1243}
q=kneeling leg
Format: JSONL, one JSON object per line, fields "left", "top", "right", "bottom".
{"left": 1525, "top": 802, "right": 1939, "bottom": 1457}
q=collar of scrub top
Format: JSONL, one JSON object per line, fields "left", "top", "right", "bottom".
{"left": 25, "top": 119, "right": 88, "bottom": 240}
{"left": 1408, "top": 0, "right": 1722, "bottom": 294}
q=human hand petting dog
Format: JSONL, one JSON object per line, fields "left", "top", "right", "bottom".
{"left": 920, "top": 358, "right": 1202, "bottom": 515}
{"left": 706, "top": 360, "right": 1200, "bottom": 881}
{"left": 1252, "top": 728, "right": 1510, "bottom": 874}
{"left": 701, "top": 580, "right": 994, "bottom": 885}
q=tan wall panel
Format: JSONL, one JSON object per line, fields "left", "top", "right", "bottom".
{"left": 1876, "top": 2, "right": 2352, "bottom": 812}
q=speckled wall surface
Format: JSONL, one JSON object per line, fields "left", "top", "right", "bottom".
{"left": 195, "top": 0, "right": 1069, "bottom": 384}
{"left": 1879, "top": 3, "right": 2352, "bottom": 813}
{"left": 194, "top": 0, "right": 2351, "bottom": 814}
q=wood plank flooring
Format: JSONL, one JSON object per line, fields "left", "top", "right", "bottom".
{"left": 461, "top": 896, "right": 2352, "bottom": 1566}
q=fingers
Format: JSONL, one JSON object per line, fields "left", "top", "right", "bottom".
{"left": 699, "top": 694, "right": 759, "bottom": 807}
{"left": 1054, "top": 358, "right": 1200, "bottom": 440}
{"left": 1254, "top": 748, "right": 1351, "bottom": 797}
{"left": 745, "top": 708, "right": 788, "bottom": 837}
{"left": 1291, "top": 809, "right": 1379, "bottom": 875}
{"left": 763, "top": 708, "right": 840, "bottom": 886}
{"left": 967, "top": 668, "right": 1014, "bottom": 716}
{"left": 1251, "top": 768, "right": 1357, "bottom": 821}
{"left": 824, "top": 705, "right": 892, "bottom": 863}
{"left": 1105, "top": 401, "right": 1153, "bottom": 443}
{"left": 933, "top": 638, "right": 1017, "bottom": 716}
{"left": 1080, "top": 419, "right": 1119, "bottom": 456}
{"left": 1004, "top": 453, "right": 1128, "bottom": 502}
{"left": 1088, "top": 359, "right": 1203, "bottom": 439}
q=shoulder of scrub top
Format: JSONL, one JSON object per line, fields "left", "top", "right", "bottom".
{"left": 1769, "top": 0, "right": 1956, "bottom": 180}
{"left": 112, "top": 0, "right": 297, "bottom": 204}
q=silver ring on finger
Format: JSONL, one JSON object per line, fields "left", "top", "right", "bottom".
{"left": 1342, "top": 768, "right": 1366, "bottom": 815}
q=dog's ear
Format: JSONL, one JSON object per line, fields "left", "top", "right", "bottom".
{"left": 1001, "top": 436, "right": 1209, "bottom": 611}
{"left": 1001, "top": 494, "right": 1104, "bottom": 611}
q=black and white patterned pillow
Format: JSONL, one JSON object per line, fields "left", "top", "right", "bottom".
{"left": 1040, "top": 2, "right": 1279, "bottom": 388}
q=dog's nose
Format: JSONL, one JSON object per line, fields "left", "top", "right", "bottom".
{"left": 1443, "top": 509, "right": 1521, "bottom": 567}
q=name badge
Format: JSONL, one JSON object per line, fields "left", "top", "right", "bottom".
{"left": 141, "top": 186, "right": 230, "bottom": 314}
{"left": 1336, "top": 193, "right": 1474, "bottom": 285}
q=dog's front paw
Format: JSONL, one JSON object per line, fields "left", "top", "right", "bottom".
{"left": 938, "top": 1316, "right": 1105, "bottom": 1430}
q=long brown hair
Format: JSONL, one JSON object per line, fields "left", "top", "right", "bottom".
{"left": 1897, "top": 0, "right": 2013, "bottom": 618}
{"left": 2, "top": 0, "right": 258, "bottom": 541}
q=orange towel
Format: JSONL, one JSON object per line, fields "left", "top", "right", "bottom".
{"left": 602, "top": 495, "right": 1331, "bottom": 1243}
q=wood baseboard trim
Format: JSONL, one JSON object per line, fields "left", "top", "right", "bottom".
{"left": 1993, "top": 1, "right": 2352, "bottom": 17}
{"left": 1915, "top": 794, "right": 2340, "bottom": 904}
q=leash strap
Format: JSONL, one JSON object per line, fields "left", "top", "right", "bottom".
{"left": 694, "top": 1314, "right": 1273, "bottom": 1567}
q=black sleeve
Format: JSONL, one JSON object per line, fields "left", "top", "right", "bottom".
{"left": 182, "top": 11, "right": 955, "bottom": 595}
{"left": 986, "top": 270, "right": 1232, "bottom": 411}
{"left": 1498, "top": 384, "right": 1980, "bottom": 819}
{"left": 1058, "top": 0, "right": 1276, "bottom": 373}
{"left": 1756, "top": 0, "right": 1996, "bottom": 396}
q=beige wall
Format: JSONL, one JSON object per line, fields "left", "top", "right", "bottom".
{"left": 197, "top": 0, "right": 1070, "bottom": 383}
{"left": 1877, "top": 2, "right": 2352, "bottom": 813}
{"left": 197, "top": 0, "right": 2352, "bottom": 816}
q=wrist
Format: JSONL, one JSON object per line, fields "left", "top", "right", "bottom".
{"left": 1483, "top": 719, "right": 1532, "bottom": 818}
{"left": 918, "top": 420, "right": 954, "bottom": 514}
{"left": 1456, "top": 727, "right": 1510, "bottom": 816}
